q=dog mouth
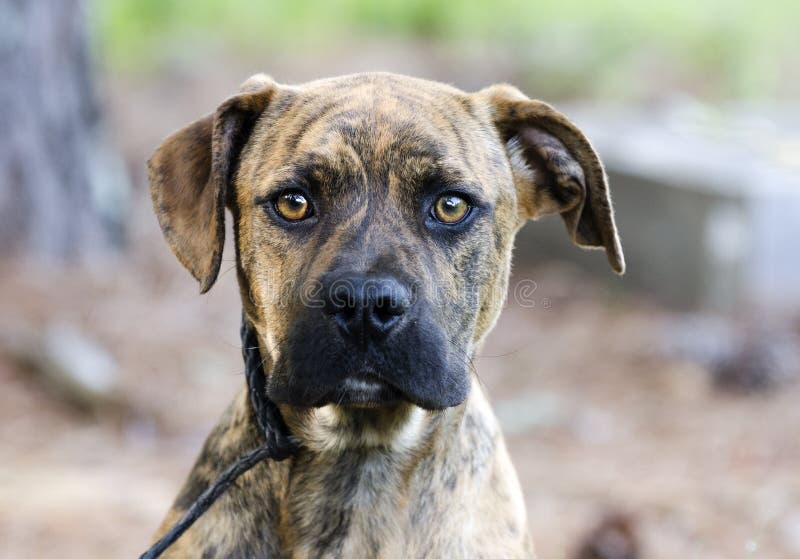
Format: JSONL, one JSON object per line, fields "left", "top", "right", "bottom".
{"left": 316, "top": 374, "right": 404, "bottom": 408}
{"left": 270, "top": 310, "right": 471, "bottom": 410}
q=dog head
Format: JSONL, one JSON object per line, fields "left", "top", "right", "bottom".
{"left": 148, "top": 73, "right": 623, "bottom": 412}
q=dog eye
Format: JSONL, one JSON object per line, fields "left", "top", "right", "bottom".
{"left": 432, "top": 194, "right": 471, "bottom": 224}
{"left": 274, "top": 191, "right": 313, "bottom": 221}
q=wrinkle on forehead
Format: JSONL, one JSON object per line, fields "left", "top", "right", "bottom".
{"left": 245, "top": 75, "right": 502, "bottom": 210}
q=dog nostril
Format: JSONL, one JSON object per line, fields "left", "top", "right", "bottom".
{"left": 375, "top": 293, "right": 407, "bottom": 317}
{"left": 373, "top": 304, "right": 399, "bottom": 327}
{"left": 326, "top": 284, "right": 357, "bottom": 314}
{"left": 369, "top": 289, "right": 410, "bottom": 331}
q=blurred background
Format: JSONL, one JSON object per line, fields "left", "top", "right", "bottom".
{"left": 1, "top": 1, "right": 798, "bottom": 557}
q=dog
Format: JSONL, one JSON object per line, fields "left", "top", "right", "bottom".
{"left": 147, "top": 72, "right": 624, "bottom": 558}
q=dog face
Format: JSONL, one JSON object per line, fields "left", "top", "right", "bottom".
{"left": 149, "top": 73, "right": 623, "bottom": 411}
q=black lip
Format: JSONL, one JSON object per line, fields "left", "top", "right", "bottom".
{"left": 316, "top": 374, "right": 404, "bottom": 407}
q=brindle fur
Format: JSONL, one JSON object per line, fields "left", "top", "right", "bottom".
{"left": 147, "top": 72, "right": 623, "bottom": 558}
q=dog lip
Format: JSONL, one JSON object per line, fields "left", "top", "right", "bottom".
{"left": 342, "top": 376, "right": 388, "bottom": 393}
{"left": 317, "top": 373, "right": 404, "bottom": 407}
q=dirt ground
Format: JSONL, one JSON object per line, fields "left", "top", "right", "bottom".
{"left": 1, "top": 65, "right": 799, "bottom": 558}
{"left": 2, "top": 219, "right": 799, "bottom": 558}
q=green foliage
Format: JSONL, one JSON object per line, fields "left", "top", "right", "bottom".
{"left": 91, "top": 0, "right": 798, "bottom": 99}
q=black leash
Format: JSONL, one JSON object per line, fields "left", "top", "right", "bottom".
{"left": 139, "top": 314, "right": 299, "bottom": 559}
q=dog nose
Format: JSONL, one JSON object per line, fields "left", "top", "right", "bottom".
{"left": 324, "top": 275, "right": 411, "bottom": 341}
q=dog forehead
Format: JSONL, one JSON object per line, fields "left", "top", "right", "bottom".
{"left": 247, "top": 73, "right": 502, "bottom": 191}
{"left": 294, "top": 75, "right": 475, "bottom": 144}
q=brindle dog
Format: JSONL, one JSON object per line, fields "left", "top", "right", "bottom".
{"left": 147, "top": 72, "right": 624, "bottom": 558}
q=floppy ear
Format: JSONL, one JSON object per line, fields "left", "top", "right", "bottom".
{"left": 479, "top": 84, "right": 625, "bottom": 274}
{"left": 147, "top": 74, "right": 276, "bottom": 292}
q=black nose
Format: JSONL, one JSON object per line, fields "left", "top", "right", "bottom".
{"left": 323, "top": 274, "right": 411, "bottom": 341}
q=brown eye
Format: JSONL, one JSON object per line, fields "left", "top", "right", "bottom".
{"left": 275, "top": 191, "right": 312, "bottom": 221}
{"left": 433, "top": 194, "right": 470, "bottom": 224}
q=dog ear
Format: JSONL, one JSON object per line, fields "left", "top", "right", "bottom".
{"left": 148, "top": 75, "right": 276, "bottom": 292}
{"left": 479, "top": 84, "right": 625, "bottom": 274}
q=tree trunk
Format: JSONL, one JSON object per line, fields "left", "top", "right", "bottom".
{"left": 0, "top": 0, "right": 128, "bottom": 261}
